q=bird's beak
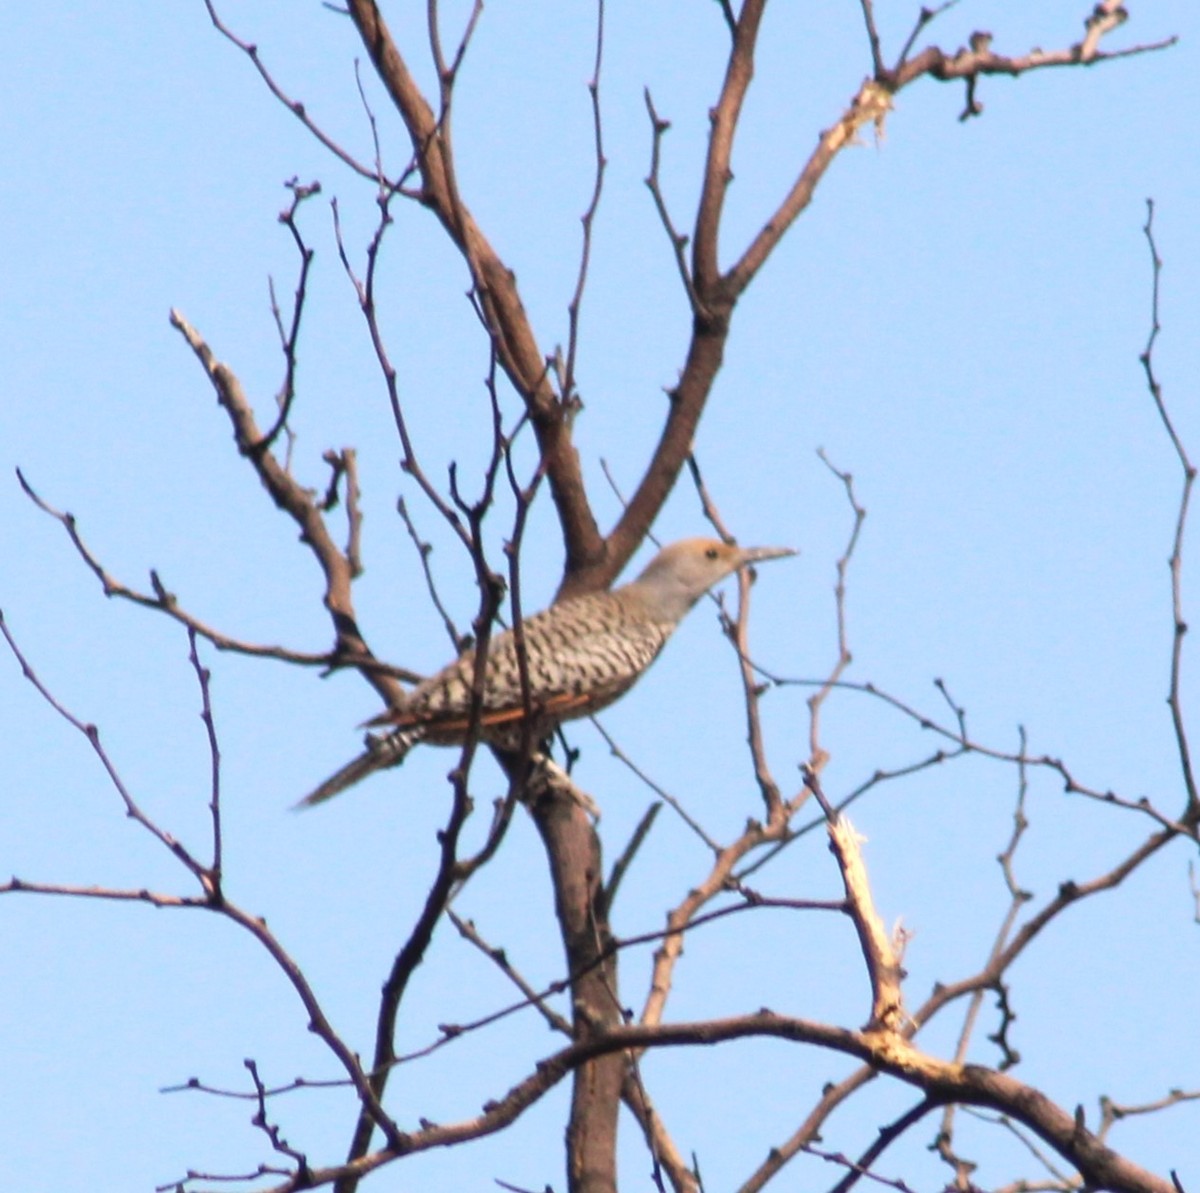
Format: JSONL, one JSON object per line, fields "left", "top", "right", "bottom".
{"left": 737, "top": 545, "right": 797, "bottom": 566}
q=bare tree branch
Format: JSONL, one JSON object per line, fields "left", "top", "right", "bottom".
{"left": 563, "top": 0, "right": 609, "bottom": 404}
{"left": 15, "top": 468, "right": 401, "bottom": 676}
{"left": 168, "top": 310, "right": 408, "bottom": 705}
{"left": 0, "top": 616, "right": 401, "bottom": 1157}
{"left": 203, "top": 0, "right": 414, "bottom": 189}
{"left": 1141, "top": 199, "right": 1199, "bottom": 823}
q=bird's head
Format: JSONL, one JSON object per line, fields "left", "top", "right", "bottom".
{"left": 632, "top": 537, "right": 796, "bottom": 621}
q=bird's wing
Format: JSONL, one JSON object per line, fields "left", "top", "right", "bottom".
{"left": 365, "top": 688, "right": 607, "bottom": 733}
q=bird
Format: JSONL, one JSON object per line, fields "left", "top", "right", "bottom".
{"left": 299, "top": 537, "right": 795, "bottom": 807}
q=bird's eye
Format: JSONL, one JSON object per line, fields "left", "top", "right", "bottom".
{"left": 705, "top": 547, "right": 719, "bottom": 560}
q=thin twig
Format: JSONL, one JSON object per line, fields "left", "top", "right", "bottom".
{"left": 203, "top": 0, "right": 410, "bottom": 188}
{"left": 245, "top": 1058, "right": 311, "bottom": 1178}
{"left": 0, "top": 878, "right": 205, "bottom": 907}
{"left": 1098, "top": 1089, "right": 1200, "bottom": 1140}
{"left": 1141, "top": 200, "right": 1198, "bottom": 822}
{"left": 684, "top": 454, "right": 786, "bottom": 817}
{"left": 563, "top": 0, "right": 608, "bottom": 402}
{"left": 770, "top": 671, "right": 1198, "bottom": 839}
{"left": 897, "top": 1, "right": 960, "bottom": 70}
{"left": 368, "top": 888, "right": 842, "bottom": 1077}
{"left": 714, "top": 0, "right": 736, "bottom": 40}
{"left": 0, "top": 612, "right": 400, "bottom": 1150}
{"left": 735, "top": 743, "right": 969, "bottom": 881}
{"left": 448, "top": 909, "right": 572, "bottom": 1035}
{"left": 14, "top": 469, "right": 397, "bottom": 675}
{"left": 187, "top": 629, "right": 224, "bottom": 884}
{"left": 726, "top": 9, "right": 1176, "bottom": 296}
{"left": 1, "top": 610, "right": 212, "bottom": 888}
{"left": 808, "top": 449, "right": 866, "bottom": 776}
{"left": 396, "top": 495, "right": 465, "bottom": 651}
{"left": 643, "top": 89, "right": 699, "bottom": 312}
{"left": 602, "top": 802, "right": 661, "bottom": 914}
{"left": 858, "top": 0, "right": 884, "bottom": 76}
{"left": 936, "top": 728, "right": 1034, "bottom": 1177}
{"left": 341, "top": 447, "right": 364, "bottom": 576}
{"left": 167, "top": 310, "right": 409, "bottom": 709}
{"left": 260, "top": 180, "right": 319, "bottom": 454}
{"left": 821, "top": 1098, "right": 936, "bottom": 1193}
{"left": 331, "top": 194, "right": 474, "bottom": 555}
{"left": 589, "top": 716, "right": 721, "bottom": 851}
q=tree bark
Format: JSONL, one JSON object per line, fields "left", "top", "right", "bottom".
{"left": 530, "top": 778, "right": 623, "bottom": 1193}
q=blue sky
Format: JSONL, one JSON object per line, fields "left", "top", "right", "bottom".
{"left": 3, "top": 3, "right": 1199, "bottom": 1190}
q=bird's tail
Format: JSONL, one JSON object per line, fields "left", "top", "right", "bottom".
{"left": 295, "top": 730, "right": 417, "bottom": 809}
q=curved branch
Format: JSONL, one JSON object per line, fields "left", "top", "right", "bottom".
{"left": 245, "top": 1012, "right": 1174, "bottom": 1193}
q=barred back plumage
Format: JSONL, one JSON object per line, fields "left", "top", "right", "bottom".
{"left": 299, "top": 538, "right": 794, "bottom": 807}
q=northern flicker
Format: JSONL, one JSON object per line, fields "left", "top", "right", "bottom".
{"left": 299, "top": 537, "right": 794, "bottom": 807}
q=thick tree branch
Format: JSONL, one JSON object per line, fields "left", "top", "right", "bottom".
{"left": 528, "top": 768, "right": 624, "bottom": 1193}
{"left": 693, "top": 0, "right": 766, "bottom": 298}
{"left": 236, "top": 1012, "right": 1175, "bottom": 1193}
